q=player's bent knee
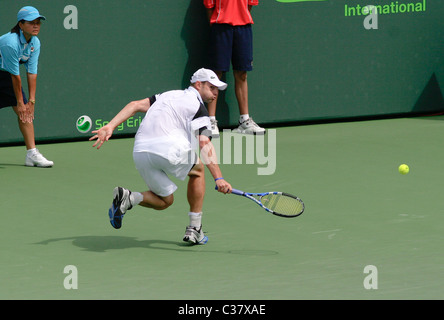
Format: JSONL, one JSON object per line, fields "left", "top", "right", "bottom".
{"left": 156, "top": 194, "right": 174, "bottom": 210}
{"left": 188, "top": 160, "right": 204, "bottom": 177}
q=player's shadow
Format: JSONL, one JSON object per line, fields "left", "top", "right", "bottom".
{"left": 0, "top": 163, "right": 27, "bottom": 168}
{"left": 35, "top": 236, "right": 196, "bottom": 253}
{"left": 35, "top": 235, "right": 279, "bottom": 256}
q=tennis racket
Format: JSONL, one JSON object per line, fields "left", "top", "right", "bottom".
{"left": 217, "top": 187, "right": 305, "bottom": 218}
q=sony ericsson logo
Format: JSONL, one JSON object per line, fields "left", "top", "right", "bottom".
{"left": 276, "top": 0, "right": 327, "bottom": 3}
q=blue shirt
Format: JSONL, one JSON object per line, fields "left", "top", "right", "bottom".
{"left": 0, "top": 30, "right": 41, "bottom": 75}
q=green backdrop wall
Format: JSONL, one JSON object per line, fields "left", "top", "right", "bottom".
{"left": 1, "top": 0, "right": 443, "bottom": 145}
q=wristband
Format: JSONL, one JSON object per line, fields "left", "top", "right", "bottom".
{"left": 29, "top": 99, "right": 36, "bottom": 104}
{"left": 214, "top": 177, "right": 224, "bottom": 181}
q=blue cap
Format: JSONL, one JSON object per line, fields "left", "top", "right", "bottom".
{"left": 17, "top": 6, "right": 46, "bottom": 22}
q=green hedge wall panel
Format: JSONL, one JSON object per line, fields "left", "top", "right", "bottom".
{"left": 0, "top": 0, "right": 442, "bottom": 145}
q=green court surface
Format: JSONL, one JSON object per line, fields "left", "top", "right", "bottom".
{"left": 1, "top": 116, "right": 443, "bottom": 300}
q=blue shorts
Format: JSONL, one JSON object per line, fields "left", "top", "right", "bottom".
{"left": 208, "top": 24, "right": 253, "bottom": 72}
{"left": 0, "top": 70, "right": 28, "bottom": 109}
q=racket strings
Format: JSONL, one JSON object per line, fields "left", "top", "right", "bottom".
{"left": 262, "top": 193, "right": 303, "bottom": 216}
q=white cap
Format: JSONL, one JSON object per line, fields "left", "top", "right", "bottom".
{"left": 191, "top": 68, "right": 227, "bottom": 90}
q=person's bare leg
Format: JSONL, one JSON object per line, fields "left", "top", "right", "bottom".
{"left": 232, "top": 70, "right": 265, "bottom": 134}
{"left": 183, "top": 159, "right": 207, "bottom": 243}
{"left": 13, "top": 106, "right": 35, "bottom": 150}
{"left": 233, "top": 70, "right": 248, "bottom": 116}
{"left": 187, "top": 160, "right": 205, "bottom": 213}
{"left": 137, "top": 191, "right": 174, "bottom": 210}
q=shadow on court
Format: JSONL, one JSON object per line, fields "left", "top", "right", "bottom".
{"left": 0, "top": 163, "right": 26, "bottom": 168}
{"left": 34, "top": 235, "right": 279, "bottom": 256}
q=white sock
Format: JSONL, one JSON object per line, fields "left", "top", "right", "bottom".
{"left": 210, "top": 116, "right": 216, "bottom": 121}
{"left": 130, "top": 192, "right": 143, "bottom": 206}
{"left": 188, "top": 212, "right": 202, "bottom": 228}
{"left": 27, "top": 148, "right": 37, "bottom": 156}
{"left": 240, "top": 114, "right": 249, "bottom": 123}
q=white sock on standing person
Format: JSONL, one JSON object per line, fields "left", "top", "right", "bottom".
{"left": 240, "top": 114, "right": 249, "bottom": 123}
{"left": 27, "top": 148, "right": 37, "bottom": 155}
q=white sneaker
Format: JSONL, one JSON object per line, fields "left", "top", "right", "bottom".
{"left": 210, "top": 118, "right": 220, "bottom": 138}
{"left": 233, "top": 117, "right": 266, "bottom": 135}
{"left": 183, "top": 225, "right": 208, "bottom": 245}
{"left": 25, "top": 149, "right": 54, "bottom": 167}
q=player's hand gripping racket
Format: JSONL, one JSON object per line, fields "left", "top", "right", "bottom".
{"left": 217, "top": 187, "right": 305, "bottom": 218}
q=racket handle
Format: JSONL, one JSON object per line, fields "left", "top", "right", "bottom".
{"left": 215, "top": 185, "right": 244, "bottom": 196}
{"left": 230, "top": 188, "right": 244, "bottom": 196}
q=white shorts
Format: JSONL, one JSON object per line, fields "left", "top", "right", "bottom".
{"left": 133, "top": 151, "right": 196, "bottom": 197}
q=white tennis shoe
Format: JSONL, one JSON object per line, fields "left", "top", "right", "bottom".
{"left": 183, "top": 225, "right": 208, "bottom": 245}
{"left": 25, "top": 149, "right": 54, "bottom": 167}
{"left": 232, "top": 118, "right": 266, "bottom": 135}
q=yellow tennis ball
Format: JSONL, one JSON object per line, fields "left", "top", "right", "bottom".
{"left": 398, "top": 164, "right": 409, "bottom": 175}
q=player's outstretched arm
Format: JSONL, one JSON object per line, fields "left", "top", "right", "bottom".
{"left": 90, "top": 98, "right": 151, "bottom": 149}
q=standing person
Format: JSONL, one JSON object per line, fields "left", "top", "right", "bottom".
{"left": 90, "top": 68, "right": 232, "bottom": 245}
{"left": 0, "top": 6, "right": 53, "bottom": 167}
{"left": 204, "top": 0, "right": 265, "bottom": 138}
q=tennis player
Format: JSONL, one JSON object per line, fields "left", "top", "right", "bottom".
{"left": 0, "top": 6, "right": 53, "bottom": 167}
{"left": 90, "top": 68, "right": 232, "bottom": 245}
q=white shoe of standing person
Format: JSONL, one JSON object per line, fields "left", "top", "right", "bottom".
{"left": 25, "top": 149, "right": 54, "bottom": 167}
{"left": 233, "top": 118, "right": 266, "bottom": 135}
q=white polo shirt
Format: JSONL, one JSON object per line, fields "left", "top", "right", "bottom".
{"left": 133, "top": 86, "right": 211, "bottom": 164}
